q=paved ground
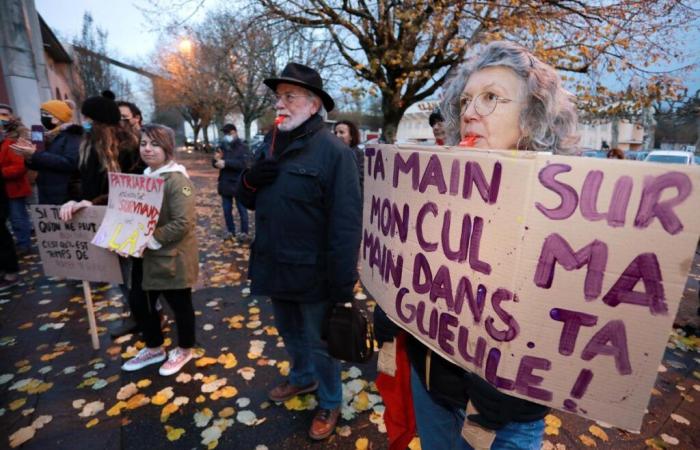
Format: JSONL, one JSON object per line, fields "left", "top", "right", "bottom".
{"left": 0, "top": 149, "right": 698, "bottom": 450}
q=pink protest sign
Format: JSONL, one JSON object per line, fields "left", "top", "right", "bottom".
{"left": 30, "top": 205, "right": 122, "bottom": 283}
{"left": 91, "top": 173, "right": 165, "bottom": 257}
{"left": 360, "top": 144, "right": 700, "bottom": 431}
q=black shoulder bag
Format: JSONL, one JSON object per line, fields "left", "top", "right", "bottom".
{"left": 324, "top": 302, "right": 375, "bottom": 363}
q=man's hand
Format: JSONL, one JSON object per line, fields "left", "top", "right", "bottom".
{"left": 244, "top": 159, "right": 279, "bottom": 189}
{"left": 214, "top": 159, "right": 225, "bottom": 169}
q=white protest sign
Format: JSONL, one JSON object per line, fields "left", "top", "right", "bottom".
{"left": 360, "top": 144, "right": 700, "bottom": 431}
{"left": 92, "top": 172, "right": 165, "bottom": 257}
{"left": 30, "top": 205, "right": 122, "bottom": 284}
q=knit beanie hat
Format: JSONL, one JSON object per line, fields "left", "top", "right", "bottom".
{"left": 81, "top": 90, "right": 120, "bottom": 125}
{"left": 41, "top": 100, "right": 73, "bottom": 123}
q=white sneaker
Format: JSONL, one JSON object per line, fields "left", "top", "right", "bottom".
{"left": 159, "top": 347, "right": 194, "bottom": 376}
{"left": 122, "top": 347, "right": 166, "bottom": 371}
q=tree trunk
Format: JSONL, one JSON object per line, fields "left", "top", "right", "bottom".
{"left": 191, "top": 124, "right": 201, "bottom": 146}
{"left": 381, "top": 92, "right": 407, "bottom": 144}
{"left": 244, "top": 116, "right": 253, "bottom": 144}
{"left": 202, "top": 123, "right": 210, "bottom": 150}
{"left": 611, "top": 117, "right": 620, "bottom": 148}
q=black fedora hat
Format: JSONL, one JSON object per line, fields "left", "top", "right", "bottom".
{"left": 264, "top": 63, "right": 335, "bottom": 112}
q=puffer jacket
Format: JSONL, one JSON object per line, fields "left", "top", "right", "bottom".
{"left": 25, "top": 124, "right": 82, "bottom": 204}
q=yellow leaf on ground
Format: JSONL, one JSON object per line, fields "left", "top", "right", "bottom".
{"left": 9, "top": 398, "right": 27, "bottom": 411}
{"left": 408, "top": 437, "right": 421, "bottom": 450}
{"left": 196, "top": 395, "right": 206, "bottom": 403}
{"left": 161, "top": 402, "right": 179, "bottom": 422}
{"left": 544, "top": 425, "right": 559, "bottom": 436}
{"left": 196, "top": 357, "right": 218, "bottom": 368}
{"left": 218, "top": 407, "right": 235, "bottom": 418}
{"left": 219, "top": 386, "right": 238, "bottom": 398}
{"left": 588, "top": 425, "right": 609, "bottom": 442}
{"left": 544, "top": 414, "right": 562, "bottom": 428}
{"left": 355, "top": 437, "right": 369, "bottom": 450}
{"left": 85, "top": 418, "right": 99, "bottom": 428}
{"left": 578, "top": 434, "right": 597, "bottom": 447}
{"left": 165, "top": 426, "right": 186, "bottom": 441}
{"left": 107, "top": 401, "right": 128, "bottom": 416}
{"left": 136, "top": 379, "right": 151, "bottom": 388}
{"left": 126, "top": 394, "right": 150, "bottom": 410}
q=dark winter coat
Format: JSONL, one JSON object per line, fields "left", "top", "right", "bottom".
{"left": 25, "top": 125, "right": 82, "bottom": 204}
{"left": 78, "top": 142, "right": 110, "bottom": 205}
{"left": 351, "top": 145, "right": 364, "bottom": 198}
{"left": 237, "top": 114, "right": 362, "bottom": 303}
{"left": 405, "top": 334, "right": 549, "bottom": 428}
{"left": 213, "top": 137, "right": 250, "bottom": 197}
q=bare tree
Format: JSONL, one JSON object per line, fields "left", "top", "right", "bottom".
{"left": 72, "top": 12, "right": 133, "bottom": 103}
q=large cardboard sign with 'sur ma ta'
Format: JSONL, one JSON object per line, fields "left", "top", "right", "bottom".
{"left": 360, "top": 145, "right": 700, "bottom": 431}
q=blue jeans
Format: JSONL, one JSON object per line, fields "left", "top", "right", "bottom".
{"left": 410, "top": 367, "right": 544, "bottom": 450}
{"left": 8, "top": 197, "right": 32, "bottom": 250}
{"left": 271, "top": 298, "right": 341, "bottom": 410}
{"left": 221, "top": 195, "right": 248, "bottom": 234}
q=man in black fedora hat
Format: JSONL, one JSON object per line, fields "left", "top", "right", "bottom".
{"left": 237, "top": 62, "right": 361, "bottom": 440}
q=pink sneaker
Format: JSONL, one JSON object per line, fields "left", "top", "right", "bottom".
{"left": 159, "top": 347, "right": 194, "bottom": 376}
{"left": 122, "top": 347, "right": 166, "bottom": 371}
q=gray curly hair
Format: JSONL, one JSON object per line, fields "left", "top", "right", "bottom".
{"left": 440, "top": 41, "right": 579, "bottom": 154}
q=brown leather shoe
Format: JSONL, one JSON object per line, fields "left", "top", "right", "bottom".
{"left": 268, "top": 380, "right": 319, "bottom": 402}
{"left": 309, "top": 407, "right": 340, "bottom": 440}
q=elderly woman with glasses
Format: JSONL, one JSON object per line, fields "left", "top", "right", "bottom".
{"left": 404, "top": 41, "right": 579, "bottom": 450}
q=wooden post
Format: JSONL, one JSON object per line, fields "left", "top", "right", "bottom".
{"left": 82, "top": 280, "right": 100, "bottom": 350}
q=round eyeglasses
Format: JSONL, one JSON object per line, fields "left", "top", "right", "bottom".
{"left": 459, "top": 92, "right": 516, "bottom": 117}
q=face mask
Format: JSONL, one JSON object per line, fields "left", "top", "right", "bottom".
{"left": 82, "top": 122, "right": 92, "bottom": 132}
{"left": 224, "top": 135, "right": 234, "bottom": 143}
{"left": 41, "top": 116, "right": 56, "bottom": 130}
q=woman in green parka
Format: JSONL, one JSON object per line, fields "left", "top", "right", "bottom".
{"left": 122, "top": 124, "right": 199, "bottom": 376}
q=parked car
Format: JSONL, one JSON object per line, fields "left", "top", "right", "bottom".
{"left": 644, "top": 150, "right": 695, "bottom": 165}
{"left": 581, "top": 150, "right": 606, "bottom": 158}
{"left": 626, "top": 150, "right": 649, "bottom": 161}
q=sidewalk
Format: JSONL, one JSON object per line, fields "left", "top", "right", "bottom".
{"left": 0, "top": 149, "right": 698, "bottom": 449}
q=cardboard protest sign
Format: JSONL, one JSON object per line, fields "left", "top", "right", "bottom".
{"left": 92, "top": 173, "right": 165, "bottom": 257}
{"left": 360, "top": 144, "right": 700, "bottom": 431}
{"left": 30, "top": 205, "right": 122, "bottom": 284}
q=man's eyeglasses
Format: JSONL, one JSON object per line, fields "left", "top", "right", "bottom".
{"left": 274, "top": 93, "right": 312, "bottom": 104}
{"left": 458, "top": 92, "right": 517, "bottom": 117}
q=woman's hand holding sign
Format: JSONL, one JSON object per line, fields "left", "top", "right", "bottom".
{"left": 59, "top": 200, "right": 93, "bottom": 222}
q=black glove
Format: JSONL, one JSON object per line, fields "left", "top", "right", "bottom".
{"left": 244, "top": 159, "right": 279, "bottom": 189}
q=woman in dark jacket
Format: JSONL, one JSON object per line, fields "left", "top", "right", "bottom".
{"left": 333, "top": 120, "right": 364, "bottom": 193}
{"left": 59, "top": 90, "right": 122, "bottom": 218}
{"left": 13, "top": 100, "right": 82, "bottom": 204}
{"left": 386, "top": 41, "right": 579, "bottom": 450}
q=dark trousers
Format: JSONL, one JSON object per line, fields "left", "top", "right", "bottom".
{"left": 221, "top": 195, "right": 249, "bottom": 234}
{"left": 129, "top": 258, "right": 195, "bottom": 349}
{"left": 0, "top": 215, "right": 19, "bottom": 273}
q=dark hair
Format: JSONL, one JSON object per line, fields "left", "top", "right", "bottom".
{"left": 117, "top": 101, "right": 143, "bottom": 125}
{"left": 607, "top": 148, "right": 625, "bottom": 160}
{"left": 141, "top": 124, "right": 176, "bottom": 161}
{"left": 428, "top": 109, "right": 444, "bottom": 127}
{"left": 334, "top": 120, "right": 360, "bottom": 147}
